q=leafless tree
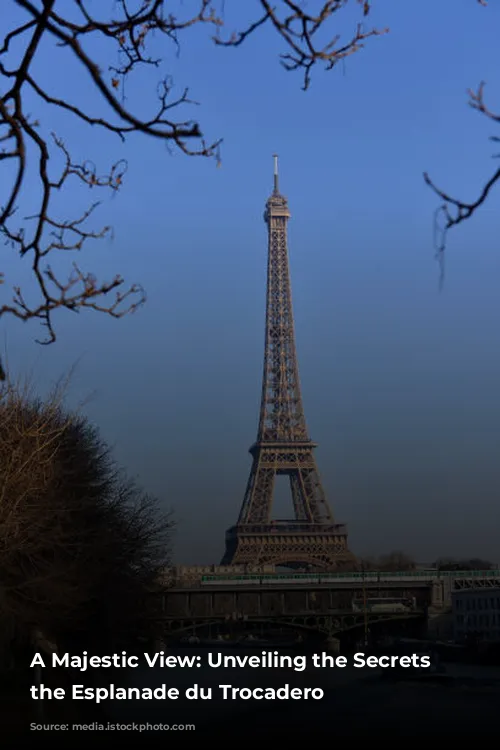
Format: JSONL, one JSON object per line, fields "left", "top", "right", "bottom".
{"left": 0, "top": 1, "right": 386, "bottom": 354}
{"left": 434, "top": 557, "right": 495, "bottom": 571}
{"left": 0, "top": 376, "right": 174, "bottom": 661}
{"left": 0, "top": 1, "right": 494, "bottom": 362}
{"left": 376, "top": 550, "right": 415, "bottom": 572}
{"left": 357, "top": 551, "right": 415, "bottom": 572}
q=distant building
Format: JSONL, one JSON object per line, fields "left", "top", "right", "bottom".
{"left": 452, "top": 587, "right": 500, "bottom": 643}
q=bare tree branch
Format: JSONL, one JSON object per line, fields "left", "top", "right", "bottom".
{"left": 424, "top": 2, "right": 497, "bottom": 265}
{"left": 215, "top": 1, "right": 388, "bottom": 91}
{"left": 1, "top": 1, "right": 387, "bottom": 347}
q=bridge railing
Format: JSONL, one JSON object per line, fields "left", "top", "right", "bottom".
{"left": 194, "top": 569, "right": 500, "bottom": 586}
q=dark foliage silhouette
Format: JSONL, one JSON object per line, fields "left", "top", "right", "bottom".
{"left": 0, "top": 377, "right": 174, "bottom": 663}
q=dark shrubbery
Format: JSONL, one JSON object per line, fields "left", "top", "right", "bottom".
{"left": 0, "top": 379, "right": 173, "bottom": 663}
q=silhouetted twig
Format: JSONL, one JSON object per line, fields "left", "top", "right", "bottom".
{"left": 424, "top": 68, "right": 499, "bottom": 271}
{"left": 0, "top": 1, "right": 387, "bottom": 344}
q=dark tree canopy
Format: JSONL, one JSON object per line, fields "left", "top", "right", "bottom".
{"left": 359, "top": 551, "right": 416, "bottom": 572}
{"left": 434, "top": 557, "right": 495, "bottom": 571}
{"left": 0, "top": 0, "right": 495, "bottom": 351}
{"left": 0, "top": 377, "right": 174, "bottom": 659}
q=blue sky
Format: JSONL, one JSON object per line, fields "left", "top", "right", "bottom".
{"left": 2, "top": 1, "right": 500, "bottom": 564}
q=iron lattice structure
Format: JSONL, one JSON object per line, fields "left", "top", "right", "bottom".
{"left": 222, "top": 157, "right": 354, "bottom": 571}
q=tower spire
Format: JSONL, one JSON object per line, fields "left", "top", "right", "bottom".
{"left": 273, "top": 153, "right": 279, "bottom": 193}
{"left": 221, "top": 159, "right": 354, "bottom": 571}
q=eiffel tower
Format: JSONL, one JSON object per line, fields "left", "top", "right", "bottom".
{"left": 221, "top": 157, "right": 354, "bottom": 571}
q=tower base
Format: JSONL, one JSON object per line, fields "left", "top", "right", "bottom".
{"left": 221, "top": 521, "right": 356, "bottom": 571}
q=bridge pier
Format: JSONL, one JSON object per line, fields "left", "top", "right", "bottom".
{"left": 426, "top": 579, "right": 453, "bottom": 639}
{"left": 430, "top": 578, "right": 453, "bottom": 610}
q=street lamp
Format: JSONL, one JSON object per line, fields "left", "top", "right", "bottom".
{"left": 362, "top": 563, "right": 369, "bottom": 647}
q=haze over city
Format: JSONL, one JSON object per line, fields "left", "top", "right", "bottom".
{"left": 3, "top": 0, "right": 500, "bottom": 565}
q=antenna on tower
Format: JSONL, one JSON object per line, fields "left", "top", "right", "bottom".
{"left": 273, "top": 154, "right": 279, "bottom": 193}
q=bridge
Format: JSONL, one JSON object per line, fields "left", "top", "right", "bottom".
{"left": 158, "top": 582, "right": 427, "bottom": 638}
{"left": 157, "top": 569, "right": 500, "bottom": 638}
{"left": 157, "top": 608, "right": 424, "bottom": 639}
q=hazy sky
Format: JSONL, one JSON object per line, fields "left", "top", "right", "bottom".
{"left": 2, "top": 1, "right": 500, "bottom": 564}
